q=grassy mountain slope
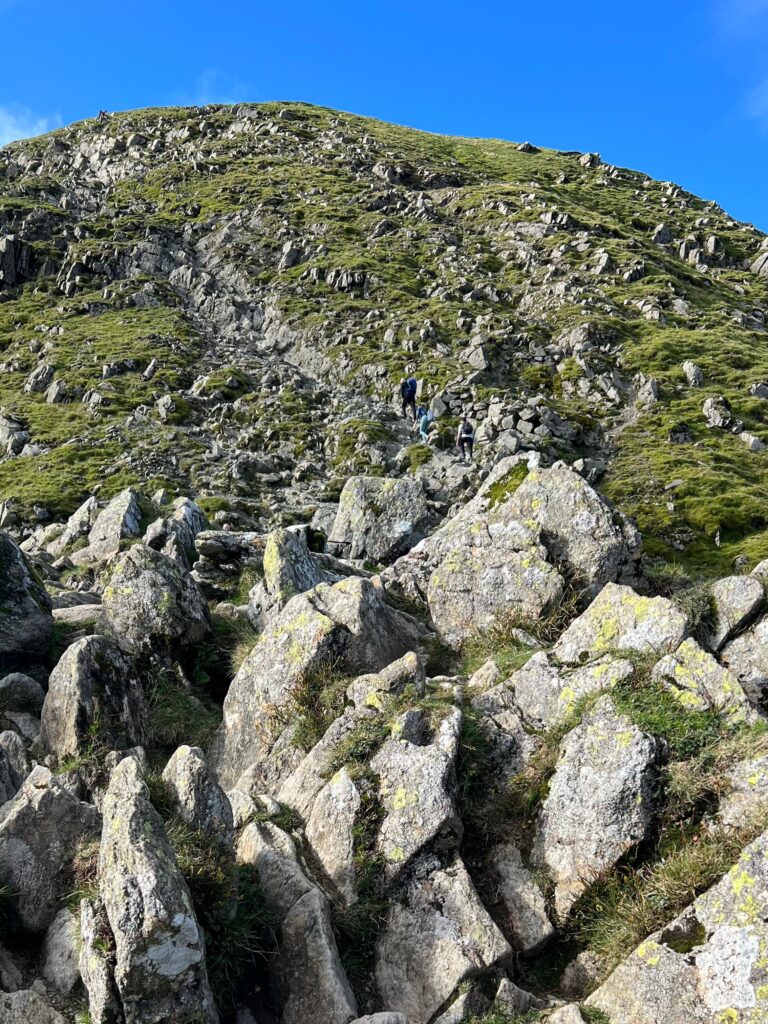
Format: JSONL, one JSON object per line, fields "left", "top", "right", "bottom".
{"left": 1, "top": 101, "right": 767, "bottom": 573}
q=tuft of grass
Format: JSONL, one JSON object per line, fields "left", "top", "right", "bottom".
{"left": 163, "top": 816, "right": 276, "bottom": 1014}
{"left": 145, "top": 668, "right": 220, "bottom": 751}
{"left": 64, "top": 838, "right": 100, "bottom": 909}
{"left": 288, "top": 659, "right": 351, "bottom": 752}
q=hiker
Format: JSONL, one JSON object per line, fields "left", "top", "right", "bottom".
{"left": 456, "top": 414, "right": 475, "bottom": 462}
{"left": 400, "top": 374, "right": 417, "bottom": 419}
{"left": 97, "top": 109, "right": 109, "bottom": 123}
{"left": 418, "top": 408, "right": 435, "bottom": 443}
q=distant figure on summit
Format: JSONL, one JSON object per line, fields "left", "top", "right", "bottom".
{"left": 400, "top": 373, "right": 417, "bottom": 419}
{"left": 97, "top": 110, "right": 109, "bottom": 123}
{"left": 456, "top": 415, "right": 475, "bottom": 462}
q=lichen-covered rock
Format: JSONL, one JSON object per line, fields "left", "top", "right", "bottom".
{"left": 511, "top": 651, "right": 634, "bottom": 729}
{"left": 554, "top": 583, "right": 689, "bottom": 665}
{"left": 0, "top": 532, "right": 53, "bottom": 661}
{"left": 0, "top": 730, "right": 29, "bottom": 790}
{"left": 0, "top": 671, "right": 45, "bottom": 715}
{"left": 371, "top": 707, "right": 462, "bottom": 880}
{"left": 305, "top": 766, "right": 361, "bottom": 904}
{"left": 102, "top": 544, "right": 211, "bottom": 657}
{"left": 75, "top": 487, "right": 143, "bottom": 564}
{"left": 38, "top": 634, "right": 147, "bottom": 763}
{"left": 161, "top": 744, "right": 234, "bottom": 849}
{"left": 331, "top": 475, "right": 431, "bottom": 563}
{"left": 506, "top": 462, "right": 641, "bottom": 593}
{"left": 98, "top": 756, "right": 218, "bottom": 1024}
{"left": 249, "top": 527, "right": 323, "bottom": 623}
{"left": 212, "top": 576, "right": 422, "bottom": 790}
{"left": 41, "top": 907, "right": 81, "bottom": 995}
{"left": 237, "top": 820, "right": 357, "bottom": 1024}
{"left": 652, "top": 637, "right": 754, "bottom": 721}
{"left": 47, "top": 495, "right": 98, "bottom": 558}
{"left": 532, "top": 696, "right": 658, "bottom": 917}
{"left": 588, "top": 826, "right": 768, "bottom": 1022}
{"left": 0, "top": 765, "right": 100, "bottom": 931}
{"left": 487, "top": 842, "right": 555, "bottom": 952}
{"left": 0, "top": 990, "right": 67, "bottom": 1024}
{"left": 707, "top": 574, "right": 764, "bottom": 651}
{"left": 79, "top": 896, "right": 122, "bottom": 1024}
{"left": 346, "top": 650, "right": 424, "bottom": 707}
{"left": 145, "top": 496, "right": 209, "bottom": 570}
{"left": 427, "top": 542, "right": 565, "bottom": 650}
{"left": 721, "top": 617, "right": 768, "bottom": 705}
{"left": 375, "top": 853, "right": 512, "bottom": 1024}
{"left": 718, "top": 753, "right": 768, "bottom": 828}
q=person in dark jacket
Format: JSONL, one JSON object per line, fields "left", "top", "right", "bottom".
{"left": 399, "top": 375, "right": 417, "bottom": 419}
{"left": 456, "top": 415, "right": 475, "bottom": 461}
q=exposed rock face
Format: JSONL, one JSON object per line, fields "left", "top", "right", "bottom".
{"left": 0, "top": 532, "right": 53, "bottom": 662}
{"left": 41, "top": 907, "right": 81, "bottom": 995}
{"left": 237, "top": 820, "right": 357, "bottom": 1024}
{"left": 78, "top": 488, "right": 143, "bottom": 563}
{"left": 588, "top": 825, "right": 768, "bottom": 1023}
{"left": 161, "top": 744, "right": 234, "bottom": 849}
{"left": 707, "top": 574, "right": 764, "bottom": 651}
{"left": 79, "top": 896, "right": 123, "bottom": 1024}
{"left": 249, "top": 527, "right": 324, "bottom": 622}
{"left": 145, "top": 497, "right": 209, "bottom": 570}
{"left": 211, "top": 576, "right": 422, "bottom": 790}
{"left": 305, "top": 766, "right": 361, "bottom": 904}
{"left": 507, "top": 463, "right": 641, "bottom": 593}
{"left": 0, "top": 990, "right": 67, "bottom": 1024}
{"left": 721, "top": 617, "right": 768, "bottom": 706}
{"left": 532, "top": 696, "right": 658, "bottom": 917}
{"left": 98, "top": 756, "right": 218, "bottom": 1024}
{"left": 371, "top": 707, "right": 463, "bottom": 879}
{"left": 375, "top": 854, "right": 511, "bottom": 1024}
{"left": 554, "top": 582, "right": 689, "bottom": 664}
{"left": 487, "top": 842, "right": 555, "bottom": 952}
{"left": 330, "top": 475, "right": 431, "bottom": 563}
{"left": 38, "top": 634, "right": 147, "bottom": 763}
{"left": 0, "top": 765, "right": 100, "bottom": 931}
{"left": 102, "top": 543, "right": 211, "bottom": 657}
{"left": 652, "top": 637, "right": 754, "bottom": 720}
{"left": 511, "top": 650, "right": 634, "bottom": 729}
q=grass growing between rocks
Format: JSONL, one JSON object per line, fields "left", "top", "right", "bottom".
{"left": 145, "top": 667, "right": 221, "bottom": 752}
{"left": 288, "top": 659, "right": 352, "bottom": 752}
{"left": 159, "top": 812, "right": 276, "bottom": 1015}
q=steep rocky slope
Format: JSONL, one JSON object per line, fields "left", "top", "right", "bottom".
{"left": 1, "top": 105, "right": 768, "bottom": 1024}
{"left": 1, "top": 101, "right": 768, "bottom": 570}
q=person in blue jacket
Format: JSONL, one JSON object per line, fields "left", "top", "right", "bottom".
{"left": 399, "top": 374, "right": 417, "bottom": 419}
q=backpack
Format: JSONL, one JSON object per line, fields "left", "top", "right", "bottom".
{"left": 405, "top": 377, "right": 417, "bottom": 398}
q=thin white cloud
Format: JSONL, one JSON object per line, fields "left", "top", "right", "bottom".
{"left": 173, "top": 69, "right": 254, "bottom": 107}
{"left": 0, "top": 105, "right": 59, "bottom": 147}
{"left": 747, "top": 77, "right": 768, "bottom": 129}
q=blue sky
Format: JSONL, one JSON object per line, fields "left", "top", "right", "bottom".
{"left": 2, "top": 0, "right": 767, "bottom": 230}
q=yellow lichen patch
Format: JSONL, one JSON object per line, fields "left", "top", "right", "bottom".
{"left": 391, "top": 786, "right": 418, "bottom": 811}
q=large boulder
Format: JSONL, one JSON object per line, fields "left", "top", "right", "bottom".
{"left": 144, "top": 496, "right": 208, "bottom": 570}
{"left": 506, "top": 462, "right": 641, "bottom": 593}
{"left": 73, "top": 487, "right": 143, "bottom": 564}
{"left": 38, "top": 634, "right": 147, "bottom": 764}
{"left": 161, "top": 745, "right": 234, "bottom": 849}
{"left": 426, "top": 537, "right": 564, "bottom": 650}
{"left": 237, "top": 820, "right": 357, "bottom": 1024}
{"left": 102, "top": 544, "right": 211, "bottom": 657}
{"left": 331, "top": 475, "right": 431, "bottom": 563}
{"left": 554, "top": 583, "right": 689, "bottom": 665}
{"left": 79, "top": 896, "right": 122, "bottom": 1024}
{"left": 0, "top": 532, "right": 53, "bottom": 662}
{"left": 370, "top": 707, "right": 463, "bottom": 881}
{"left": 375, "top": 853, "right": 512, "bottom": 1024}
{"left": 249, "top": 527, "right": 324, "bottom": 623}
{"left": 532, "top": 696, "right": 658, "bottom": 917}
{"left": 305, "top": 766, "right": 361, "bottom": 905}
{"left": 98, "top": 756, "right": 218, "bottom": 1024}
{"left": 587, "top": 825, "right": 768, "bottom": 1023}
{"left": 46, "top": 495, "right": 98, "bottom": 558}
{"left": 41, "top": 907, "right": 81, "bottom": 996}
{"left": 0, "top": 765, "right": 100, "bottom": 931}
{"left": 211, "top": 577, "right": 422, "bottom": 790}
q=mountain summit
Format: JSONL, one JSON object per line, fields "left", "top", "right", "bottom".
{"left": 1, "top": 105, "right": 768, "bottom": 1024}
